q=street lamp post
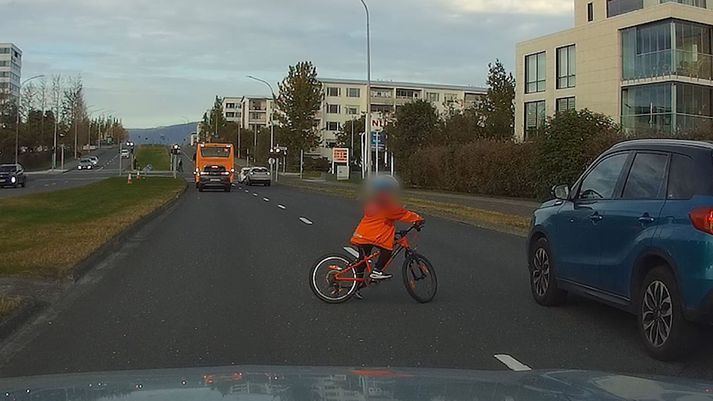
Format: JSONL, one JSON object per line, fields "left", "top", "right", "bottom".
{"left": 359, "top": 0, "right": 372, "bottom": 178}
{"left": 247, "top": 75, "right": 277, "bottom": 181}
{"left": 15, "top": 75, "right": 45, "bottom": 165}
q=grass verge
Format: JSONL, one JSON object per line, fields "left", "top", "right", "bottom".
{"left": 0, "top": 296, "right": 23, "bottom": 320}
{"left": 136, "top": 145, "right": 171, "bottom": 170}
{"left": 281, "top": 178, "right": 530, "bottom": 236}
{"left": 0, "top": 177, "right": 186, "bottom": 277}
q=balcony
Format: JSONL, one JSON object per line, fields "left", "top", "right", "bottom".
{"left": 623, "top": 49, "right": 713, "bottom": 82}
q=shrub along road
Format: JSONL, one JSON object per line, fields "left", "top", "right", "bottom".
{"left": 0, "top": 183, "right": 711, "bottom": 380}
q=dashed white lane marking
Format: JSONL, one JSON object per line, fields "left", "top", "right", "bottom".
{"left": 263, "top": 197, "right": 269, "bottom": 202}
{"left": 244, "top": 190, "right": 249, "bottom": 193}
{"left": 343, "top": 247, "right": 360, "bottom": 259}
{"left": 252, "top": 193, "right": 258, "bottom": 197}
{"left": 494, "top": 354, "right": 531, "bottom": 371}
{"left": 299, "top": 217, "right": 313, "bottom": 225}
{"left": 277, "top": 204, "right": 286, "bottom": 210}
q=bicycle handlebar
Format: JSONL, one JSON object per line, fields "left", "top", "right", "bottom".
{"left": 396, "top": 222, "right": 425, "bottom": 239}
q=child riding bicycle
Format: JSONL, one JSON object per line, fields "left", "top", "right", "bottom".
{"left": 351, "top": 175, "right": 424, "bottom": 282}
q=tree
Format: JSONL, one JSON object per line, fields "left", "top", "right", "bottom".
{"left": 478, "top": 60, "right": 515, "bottom": 139}
{"left": 534, "top": 109, "right": 623, "bottom": 198}
{"left": 276, "top": 61, "right": 323, "bottom": 160}
{"left": 61, "top": 76, "right": 87, "bottom": 158}
{"left": 335, "top": 116, "right": 365, "bottom": 167}
{"left": 389, "top": 100, "right": 440, "bottom": 164}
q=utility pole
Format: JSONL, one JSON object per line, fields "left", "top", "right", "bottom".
{"left": 247, "top": 76, "right": 277, "bottom": 181}
{"left": 15, "top": 75, "right": 45, "bottom": 165}
{"left": 360, "top": 0, "right": 372, "bottom": 178}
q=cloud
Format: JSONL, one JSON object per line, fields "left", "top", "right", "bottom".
{"left": 0, "top": 0, "right": 572, "bottom": 127}
{"left": 445, "top": 0, "right": 573, "bottom": 14}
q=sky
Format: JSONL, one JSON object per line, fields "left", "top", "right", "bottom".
{"left": 1, "top": 0, "right": 573, "bottom": 128}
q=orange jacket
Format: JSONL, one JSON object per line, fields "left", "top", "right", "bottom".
{"left": 351, "top": 198, "right": 422, "bottom": 250}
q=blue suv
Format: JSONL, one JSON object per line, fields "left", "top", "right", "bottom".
{"left": 529, "top": 139, "right": 713, "bottom": 360}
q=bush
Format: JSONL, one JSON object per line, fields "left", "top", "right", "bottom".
{"left": 404, "top": 140, "right": 538, "bottom": 198}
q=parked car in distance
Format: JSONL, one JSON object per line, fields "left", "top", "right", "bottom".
{"left": 0, "top": 163, "right": 26, "bottom": 188}
{"left": 238, "top": 167, "right": 251, "bottom": 184}
{"left": 528, "top": 139, "right": 713, "bottom": 361}
{"left": 246, "top": 167, "right": 270, "bottom": 186}
{"left": 121, "top": 148, "right": 130, "bottom": 159}
{"left": 77, "top": 158, "right": 95, "bottom": 170}
{"left": 87, "top": 156, "right": 99, "bottom": 165}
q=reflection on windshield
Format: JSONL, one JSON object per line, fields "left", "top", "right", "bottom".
{"left": 200, "top": 147, "right": 231, "bottom": 158}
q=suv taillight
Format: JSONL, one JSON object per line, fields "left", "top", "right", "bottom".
{"left": 690, "top": 208, "right": 713, "bottom": 235}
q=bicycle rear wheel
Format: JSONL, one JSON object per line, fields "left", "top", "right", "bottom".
{"left": 402, "top": 254, "right": 438, "bottom": 303}
{"left": 309, "top": 254, "right": 358, "bottom": 304}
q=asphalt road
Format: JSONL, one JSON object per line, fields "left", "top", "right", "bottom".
{"left": 0, "top": 146, "right": 128, "bottom": 199}
{"left": 0, "top": 182, "right": 712, "bottom": 380}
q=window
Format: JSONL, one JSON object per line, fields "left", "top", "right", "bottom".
{"left": 371, "top": 88, "right": 393, "bottom": 98}
{"left": 0, "top": 61, "right": 7, "bottom": 66}
{"left": 326, "top": 121, "right": 341, "bottom": 131}
{"left": 578, "top": 153, "right": 630, "bottom": 200}
{"left": 345, "top": 106, "right": 359, "bottom": 115}
{"left": 607, "top": 0, "right": 643, "bottom": 17}
{"left": 225, "top": 103, "right": 235, "bottom": 109}
{"left": 525, "top": 52, "right": 546, "bottom": 93}
{"left": 327, "top": 104, "right": 341, "bottom": 114}
{"left": 667, "top": 154, "right": 698, "bottom": 199}
{"left": 426, "top": 92, "right": 440, "bottom": 102}
{"left": 525, "top": 101, "right": 546, "bottom": 139}
{"left": 396, "top": 89, "right": 420, "bottom": 99}
{"left": 587, "top": 2, "right": 594, "bottom": 21}
{"left": 621, "top": 83, "right": 673, "bottom": 132}
{"left": 346, "top": 88, "right": 360, "bottom": 97}
{"left": 557, "top": 45, "right": 576, "bottom": 89}
{"left": 444, "top": 93, "right": 458, "bottom": 102}
{"left": 661, "top": 0, "right": 706, "bottom": 7}
{"left": 249, "top": 112, "right": 263, "bottom": 120}
{"left": 371, "top": 104, "right": 394, "bottom": 113}
{"left": 622, "top": 153, "right": 669, "bottom": 199}
{"left": 0, "top": 48, "right": 9, "bottom": 54}
{"left": 225, "top": 112, "right": 235, "bottom": 118}
{"left": 326, "top": 87, "right": 341, "bottom": 97}
{"left": 556, "top": 97, "right": 576, "bottom": 112}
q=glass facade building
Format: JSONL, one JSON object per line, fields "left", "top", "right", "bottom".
{"left": 622, "top": 82, "right": 713, "bottom": 132}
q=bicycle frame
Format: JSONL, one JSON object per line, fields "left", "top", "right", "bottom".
{"left": 332, "top": 229, "right": 415, "bottom": 283}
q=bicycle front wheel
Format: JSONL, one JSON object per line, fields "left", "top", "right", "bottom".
{"left": 402, "top": 254, "right": 438, "bottom": 303}
{"left": 309, "top": 254, "right": 358, "bottom": 304}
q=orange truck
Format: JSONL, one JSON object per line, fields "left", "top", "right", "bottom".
{"left": 193, "top": 143, "right": 235, "bottom": 192}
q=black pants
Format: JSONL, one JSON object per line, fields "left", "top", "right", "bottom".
{"left": 356, "top": 244, "right": 392, "bottom": 273}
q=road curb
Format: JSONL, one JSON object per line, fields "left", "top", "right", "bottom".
{"left": 0, "top": 299, "right": 45, "bottom": 340}
{"left": 69, "top": 182, "right": 188, "bottom": 282}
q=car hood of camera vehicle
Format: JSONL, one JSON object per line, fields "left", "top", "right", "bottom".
{"left": 1, "top": 366, "right": 711, "bottom": 401}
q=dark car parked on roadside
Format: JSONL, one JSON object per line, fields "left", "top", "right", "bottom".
{"left": 528, "top": 139, "right": 713, "bottom": 361}
{"left": 0, "top": 163, "right": 27, "bottom": 188}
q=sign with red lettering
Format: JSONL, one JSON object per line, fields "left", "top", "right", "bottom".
{"left": 333, "top": 148, "right": 349, "bottom": 164}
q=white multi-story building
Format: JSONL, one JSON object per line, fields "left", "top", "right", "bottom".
{"left": 0, "top": 43, "right": 21, "bottom": 101}
{"left": 222, "top": 78, "right": 486, "bottom": 159}
{"left": 222, "top": 96, "right": 276, "bottom": 133}
{"left": 515, "top": 0, "right": 713, "bottom": 141}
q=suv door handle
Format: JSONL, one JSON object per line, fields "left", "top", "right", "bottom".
{"left": 589, "top": 213, "right": 603, "bottom": 222}
{"left": 639, "top": 214, "right": 655, "bottom": 224}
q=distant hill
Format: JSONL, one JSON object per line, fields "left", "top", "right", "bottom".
{"left": 128, "top": 122, "right": 198, "bottom": 145}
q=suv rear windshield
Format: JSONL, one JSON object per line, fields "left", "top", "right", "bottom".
{"left": 204, "top": 165, "right": 227, "bottom": 172}
{"left": 252, "top": 168, "right": 268, "bottom": 173}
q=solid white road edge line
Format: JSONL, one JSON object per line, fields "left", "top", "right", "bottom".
{"left": 277, "top": 204, "right": 286, "bottom": 210}
{"left": 343, "top": 247, "right": 360, "bottom": 259}
{"left": 299, "top": 217, "right": 313, "bottom": 225}
{"left": 494, "top": 354, "right": 532, "bottom": 371}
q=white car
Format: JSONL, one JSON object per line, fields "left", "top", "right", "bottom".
{"left": 238, "top": 167, "right": 252, "bottom": 183}
{"left": 87, "top": 156, "right": 99, "bottom": 165}
{"left": 121, "top": 149, "right": 130, "bottom": 159}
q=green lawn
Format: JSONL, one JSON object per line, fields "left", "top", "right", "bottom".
{"left": 136, "top": 145, "right": 171, "bottom": 171}
{"left": 0, "top": 177, "right": 185, "bottom": 277}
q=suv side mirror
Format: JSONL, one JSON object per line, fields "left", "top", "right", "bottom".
{"left": 552, "top": 184, "right": 570, "bottom": 200}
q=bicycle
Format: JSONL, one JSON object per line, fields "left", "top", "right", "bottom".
{"left": 309, "top": 223, "right": 437, "bottom": 304}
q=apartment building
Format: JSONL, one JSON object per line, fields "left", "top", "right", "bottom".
{"left": 318, "top": 78, "right": 486, "bottom": 154}
{"left": 222, "top": 78, "right": 485, "bottom": 158}
{"left": 0, "top": 43, "right": 21, "bottom": 101}
{"left": 515, "top": 0, "right": 713, "bottom": 141}
{"left": 222, "top": 96, "right": 276, "bottom": 133}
